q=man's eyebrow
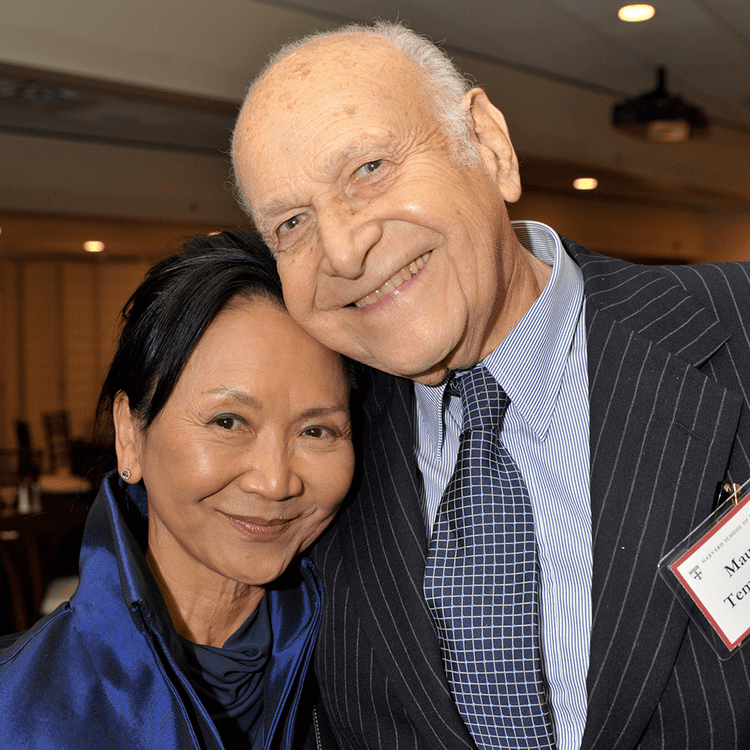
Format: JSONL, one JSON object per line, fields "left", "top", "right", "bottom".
{"left": 321, "top": 145, "right": 367, "bottom": 174}
{"left": 321, "top": 136, "right": 388, "bottom": 174}
{"left": 260, "top": 198, "right": 298, "bottom": 220}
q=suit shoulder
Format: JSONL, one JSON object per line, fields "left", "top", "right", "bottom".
{"left": 661, "top": 260, "right": 750, "bottom": 295}
{"left": 660, "top": 262, "right": 750, "bottom": 331}
{"left": 564, "top": 237, "right": 750, "bottom": 328}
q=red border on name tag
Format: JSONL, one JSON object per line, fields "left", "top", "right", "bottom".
{"left": 670, "top": 494, "right": 750, "bottom": 651}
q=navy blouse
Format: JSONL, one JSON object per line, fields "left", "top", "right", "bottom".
{"left": 180, "top": 596, "right": 271, "bottom": 747}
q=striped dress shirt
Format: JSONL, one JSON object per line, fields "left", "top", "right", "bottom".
{"left": 415, "top": 220, "right": 592, "bottom": 750}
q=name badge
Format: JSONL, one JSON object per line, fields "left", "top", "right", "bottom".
{"left": 659, "top": 482, "right": 750, "bottom": 659}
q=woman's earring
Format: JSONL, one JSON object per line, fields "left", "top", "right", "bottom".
{"left": 120, "top": 469, "right": 131, "bottom": 481}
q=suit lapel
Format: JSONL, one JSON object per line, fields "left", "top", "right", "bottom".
{"left": 568, "top": 241, "right": 744, "bottom": 749}
{"left": 337, "top": 370, "right": 475, "bottom": 747}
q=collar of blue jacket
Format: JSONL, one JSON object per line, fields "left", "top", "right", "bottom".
{"left": 0, "top": 470, "right": 323, "bottom": 750}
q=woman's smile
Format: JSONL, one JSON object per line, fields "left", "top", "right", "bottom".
{"left": 223, "top": 511, "right": 298, "bottom": 541}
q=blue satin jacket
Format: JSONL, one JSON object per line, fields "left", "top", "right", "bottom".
{"left": 0, "top": 472, "right": 323, "bottom": 749}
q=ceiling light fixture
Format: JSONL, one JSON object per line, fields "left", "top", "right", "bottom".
{"left": 612, "top": 67, "right": 709, "bottom": 142}
{"left": 83, "top": 240, "right": 105, "bottom": 253}
{"left": 618, "top": 4, "right": 655, "bottom": 22}
{"left": 573, "top": 178, "right": 598, "bottom": 190}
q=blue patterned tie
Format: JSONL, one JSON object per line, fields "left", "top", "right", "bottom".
{"left": 424, "top": 365, "right": 555, "bottom": 750}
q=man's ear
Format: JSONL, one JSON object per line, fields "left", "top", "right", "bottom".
{"left": 113, "top": 391, "right": 144, "bottom": 483}
{"left": 461, "top": 87, "right": 522, "bottom": 203}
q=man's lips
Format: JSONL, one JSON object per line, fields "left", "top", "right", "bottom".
{"left": 354, "top": 251, "right": 431, "bottom": 308}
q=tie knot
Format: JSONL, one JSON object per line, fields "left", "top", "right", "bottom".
{"left": 451, "top": 365, "right": 509, "bottom": 432}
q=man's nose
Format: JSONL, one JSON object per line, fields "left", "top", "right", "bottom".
{"left": 238, "top": 444, "right": 303, "bottom": 502}
{"left": 318, "top": 206, "right": 383, "bottom": 279}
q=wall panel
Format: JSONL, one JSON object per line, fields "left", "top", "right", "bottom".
{"left": 0, "top": 257, "right": 149, "bottom": 467}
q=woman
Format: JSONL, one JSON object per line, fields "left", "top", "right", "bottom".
{"left": 0, "top": 230, "right": 353, "bottom": 749}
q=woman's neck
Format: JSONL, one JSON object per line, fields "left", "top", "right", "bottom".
{"left": 146, "top": 546, "right": 265, "bottom": 647}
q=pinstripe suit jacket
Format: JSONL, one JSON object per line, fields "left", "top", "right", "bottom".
{"left": 311, "top": 239, "right": 750, "bottom": 750}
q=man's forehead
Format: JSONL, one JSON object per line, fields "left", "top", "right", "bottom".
{"left": 239, "top": 40, "right": 429, "bottom": 167}
{"left": 249, "top": 35, "right": 420, "bottom": 113}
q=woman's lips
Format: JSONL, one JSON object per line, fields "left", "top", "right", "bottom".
{"left": 224, "top": 513, "right": 294, "bottom": 541}
{"left": 354, "top": 250, "right": 431, "bottom": 308}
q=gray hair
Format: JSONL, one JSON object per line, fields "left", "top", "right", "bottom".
{"left": 231, "top": 20, "right": 480, "bottom": 220}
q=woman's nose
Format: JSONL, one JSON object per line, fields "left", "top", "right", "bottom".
{"left": 237, "top": 445, "right": 303, "bottom": 501}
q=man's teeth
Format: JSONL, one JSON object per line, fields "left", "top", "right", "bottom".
{"left": 354, "top": 252, "right": 431, "bottom": 308}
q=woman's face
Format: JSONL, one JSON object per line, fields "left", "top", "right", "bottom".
{"left": 117, "top": 296, "right": 354, "bottom": 600}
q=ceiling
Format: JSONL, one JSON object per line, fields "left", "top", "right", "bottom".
{"left": 1, "top": 0, "right": 749, "bottom": 258}
{"left": 273, "top": 0, "right": 750, "bottom": 131}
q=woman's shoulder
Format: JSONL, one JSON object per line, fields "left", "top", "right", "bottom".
{"left": 0, "top": 608, "right": 82, "bottom": 743}
{"left": 0, "top": 605, "right": 74, "bottom": 664}
{"left": 0, "top": 604, "right": 204, "bottom": 749}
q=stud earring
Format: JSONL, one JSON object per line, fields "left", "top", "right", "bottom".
{"left": 120, "top": 469, "right": 131, "bottom": 480}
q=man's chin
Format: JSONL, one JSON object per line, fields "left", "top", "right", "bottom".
{"left": 361, "top": 354, "right": 452, "bottom": 386}
{"left": 406, "top": 366, "right": 452, "bottom": 386}
{"left": 318, "top": 331, "right": 457, "bottom": 384}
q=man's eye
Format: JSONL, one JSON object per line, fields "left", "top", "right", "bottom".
{"left": 277, "top": 214, "right": 305, "bottom": 236}
{"left": 355, "top": 160, "right": 384, "bottom": 178}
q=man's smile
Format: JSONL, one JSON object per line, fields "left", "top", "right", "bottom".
{"left": 354, "top": 251, "right": 432, "bottom": 308}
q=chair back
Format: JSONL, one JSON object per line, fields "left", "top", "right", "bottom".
{"left": 42, "top": 411, "right": 73, "bottom": 474}
{"left": 0, "top": 448, "right": 42, "bottom": 489}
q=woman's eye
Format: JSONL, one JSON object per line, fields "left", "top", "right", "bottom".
{"left": 302, "top": 425, "right": 331, "bottom": 439}
{"left": 214, "top": 415, "right": 240, "bottom": 430}
{"left": 355, "top": 160, "right": 384, "bottom": 178}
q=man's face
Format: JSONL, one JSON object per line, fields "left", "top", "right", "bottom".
{"left": 234, "top": 39, "right": 521, "bottom": 384}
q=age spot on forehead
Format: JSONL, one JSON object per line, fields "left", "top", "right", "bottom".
{"left": 282, "top": 54, "right": 312, "bottom": 80}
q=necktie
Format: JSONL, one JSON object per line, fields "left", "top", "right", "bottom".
{"left": 424, "top": 365, "right": 555, "bottom": 749}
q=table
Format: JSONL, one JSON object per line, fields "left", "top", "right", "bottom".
{"left": 0, "top": 479, "right": 93, "bottom": 634}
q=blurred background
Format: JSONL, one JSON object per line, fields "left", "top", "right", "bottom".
{"left": 1, "top": 0, "right": 749, "bottom": 630}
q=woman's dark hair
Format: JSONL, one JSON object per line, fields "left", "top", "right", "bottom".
{"left": 97, "top": 229, "right": 286, "bottom": 430}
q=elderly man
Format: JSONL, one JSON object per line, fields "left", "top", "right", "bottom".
{"left": 232, "top": 21, "right": 750, "bottom": 750}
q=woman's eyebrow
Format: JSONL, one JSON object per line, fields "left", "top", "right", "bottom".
{"left": 206, "top": 387, "right": 261, "bottom": 409}
{"left": 297, "top": 404, "right": 349, "bottom": 421}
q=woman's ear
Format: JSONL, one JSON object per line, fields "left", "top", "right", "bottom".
{"left": 461, "top": 87, "right": 522, "bottom": 203}
{"left": 113, "top": 391, "right": 144, "bottom": 483}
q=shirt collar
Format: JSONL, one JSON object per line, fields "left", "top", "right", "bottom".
{"left": 415, "top": 220, "right": 584, "bottom": 446}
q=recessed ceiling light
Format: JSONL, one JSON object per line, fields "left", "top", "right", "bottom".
{"left": 83, "top": 240, "right": 105, "bottom": 253}
{"left": 618, "top": 4, "right": 656, "bottom": 22}
{"left": 573, "top": 178, "right": 598, "bottom": 191}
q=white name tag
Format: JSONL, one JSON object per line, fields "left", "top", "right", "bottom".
{"left": 660, "top": 486, "right": 750, "bottom": 658}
